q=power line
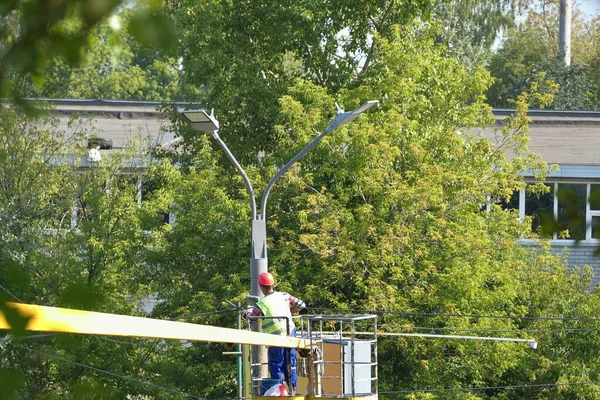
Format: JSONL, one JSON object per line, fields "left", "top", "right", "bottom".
{"left": 378, "top": 323, "right": 600, "bottom": 334}
{"left": 2, "top": 275, "right": 597, "bottom": 330}
{"left": 0, "top": 282, "right": 24, "bottom": 303}
{"left": 171, "top": 307, "right": 242, "bottom": 321}
{"left": 129, "top": 306, "right": 242, "bottom": 367}
{"left": 9, "top": 342, "right": 206, "bottom": 399}
{"left": 0, "top": 334, "right": 53, "bottom": 342}
{"left": 311, "top": 307, "right": 600, "bottom": 323}
{"left": 1, "top": 273, "right": 596, "bottom": 325}
{"left": 90, "top": 334, "right": 157, "bottom": 346}
{"left": 0, "top": 333, "right": 152, "bottom": 350}
{"left": 375, "top": 332, "right": 537, "bottom": 347}
{"left": 380, "top": 380, "right": 600, "bottom": 395}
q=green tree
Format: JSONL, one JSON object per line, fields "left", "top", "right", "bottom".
{"left": 434, "top": 0, "right": 514, "bottom": 69}
{"left": 0, "top": 103, "right": 184, "bottom": 398}
{"left": 166, "top": 0, "right": 436, "bottom": 162}
{"left": 0, "top": 0, "right": 176, "bottom": 102}
{"left": 0, "top": 103, "right": 81, "bottom": 304}
{"left": 33, "top": 8, "right": 192, "bottom": 101}
{"left": 487, "top": 0, "right": 600, "bottom": 109}
{"left": 4, "top": 1, "right": 600, "bottom": 398}
{"left": 488, "top": 29, "right": 599, "bottom": 109}
{"left": 152, "top": 2, "right": 600, "bottom": 395}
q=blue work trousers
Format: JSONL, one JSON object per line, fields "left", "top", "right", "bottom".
{"left": 267, "top": 329, "right": 297, "bottom": 391}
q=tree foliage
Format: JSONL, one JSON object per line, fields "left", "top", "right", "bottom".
{"left": 0, "top": 0, "right": 177, "bottom": 102}
{"left": 2, "top": 0, "right": 600, "bottom": 399}
{"left": 28, "top": 8, "right": 192, "bottom": 101}
{"left": 487, "top": 0, "right": 600, "bottom": 109}
{"left": 0, "top": 103, "right": 186, "bottom": 398}
{"left": 153, "top": 5, "right": 600, "bottom": 398}
{"left": 434, "top": 0, "right": 514, "bottom": 69}
{"left": 166, "top": 0, "right": 435, "bottom": 162}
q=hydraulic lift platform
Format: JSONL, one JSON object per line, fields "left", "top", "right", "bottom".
{"left": 249, "top": 314, "right": 378, "bottom": 399}
{"left": 0, "top": 303, "right": 379, "bottom": 399}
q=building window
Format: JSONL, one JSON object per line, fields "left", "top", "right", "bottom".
{"left": 516, "top": 182, "right": 600, "bottom": 241}
{"left": 500, "top": 191, "right": 519, "bottom": 211}
{"left": 590, "top": 185, "right": 600, "bottom": 240}
{"left": 556, "top": 183, "right": 586, "bottom": 240}
{"left": 525, "top": 184, "right": 553, "bottom": 238}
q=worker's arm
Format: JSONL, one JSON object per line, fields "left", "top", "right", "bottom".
{"left": 246, "top": 305, "right": 263, "bottom": 326}
{"left": 283, "top": 293, "right": 306, "bottom": 314}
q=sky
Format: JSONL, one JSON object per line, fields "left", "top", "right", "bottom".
{"left": 580, "top": 0, "right": 600, "bottom": 19}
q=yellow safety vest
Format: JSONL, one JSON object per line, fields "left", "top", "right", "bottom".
{"left": 256, "top": 292, "right": 294, "bottom": 335}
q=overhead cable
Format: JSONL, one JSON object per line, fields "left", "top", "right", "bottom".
{"left": 310, "top": 307, "right": 600, "bottom": 323}
{"left": 0, "top": 282, "right": 23, "bottom": 303}
{"left": 0, "top": 334, "right": 53, "bottom": 342}
{"left": 9, "top": 343, "right": 205, "bottom": 399}
{"left": 378, "top": 323, "right": 600, "bottom": 334}
{"left": 380, "top": 380, "right": 600, "bottom": 395}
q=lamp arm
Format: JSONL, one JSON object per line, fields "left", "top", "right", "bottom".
{"left": 260, "top": 128, "right": 330, "bottom": 219}
{"left": 212, "top": 131, "right": 257, "bottom": 219}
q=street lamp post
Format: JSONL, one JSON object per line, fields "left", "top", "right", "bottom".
{"left": 181, "top": 101, "right": 378, "bottom": 301}
{"left": 181, "top": 100, "right": 379, "bottom": 389}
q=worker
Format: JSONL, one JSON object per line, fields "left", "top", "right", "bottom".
{"left": 248, "top": 272, "right": 306, "bottom": 395}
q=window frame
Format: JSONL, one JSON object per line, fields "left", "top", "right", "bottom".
{"left": 518, "top": 180, "right": 600, "bottom": 243}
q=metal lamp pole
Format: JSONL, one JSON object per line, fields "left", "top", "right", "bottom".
{"left": 181, "top": 100, "right": 379, "bottom": 389}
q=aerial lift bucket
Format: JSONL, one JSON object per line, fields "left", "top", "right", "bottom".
{"left": 250, "top": 314, "right": 378, "bottom": 400}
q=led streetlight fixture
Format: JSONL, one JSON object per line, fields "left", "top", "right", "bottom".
{"left": 353, "top": 100, "right": 380, "bottom": 114}
{"left": 326, "top": 100, "right": 379, "bottom": 133}
{"left": 181, "top": 109, "right": 220, "bottom": 133}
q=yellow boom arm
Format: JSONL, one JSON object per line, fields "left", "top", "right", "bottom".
{"left": 0, "top": 302, "right": 310, "bottom": 349}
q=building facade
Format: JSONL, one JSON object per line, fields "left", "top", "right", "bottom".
{"left": 45, "top": 100, "right": 600, "bottom": 286}
{"left": 487, "top": 110, "right": 600, "bottom": 287}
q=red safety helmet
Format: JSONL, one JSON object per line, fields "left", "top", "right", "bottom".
{"left": 258, "top": 272, "right": 275, "bottom": 286}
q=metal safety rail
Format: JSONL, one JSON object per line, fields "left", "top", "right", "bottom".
{"left": 298, "top": 314, "right": 378, "bottom": 398}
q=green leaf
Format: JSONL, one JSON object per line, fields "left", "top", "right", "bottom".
{"left": 0, "top": 301, "right": 31, "bottom": 337}
{"left": 0, "top": 368, "right": 25, "bottom": 396}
